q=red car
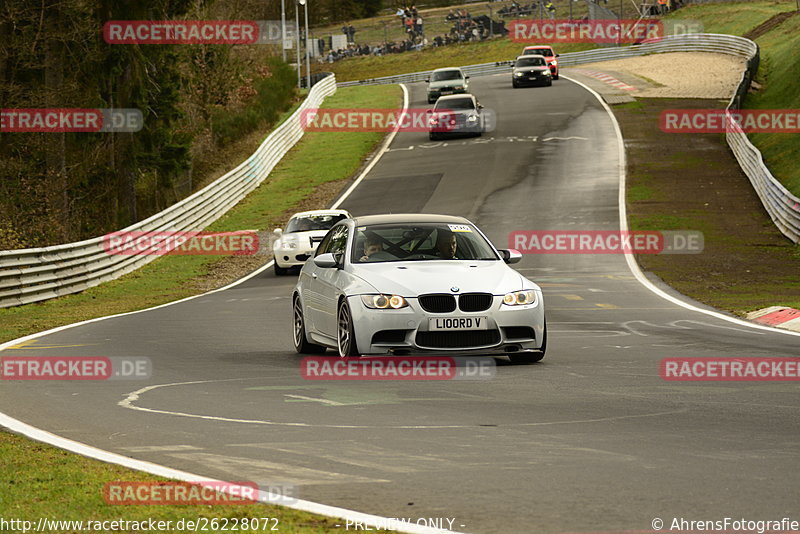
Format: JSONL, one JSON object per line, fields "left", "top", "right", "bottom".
{"left": 521, "top": 45, "right": 560, "bottom": 79}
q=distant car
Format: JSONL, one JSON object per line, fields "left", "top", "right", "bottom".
{"left": 428, "top": 94, "right": 485, "bottom": 141}
{"left": 426, "top": 67, "right": 470, "bottom": 104}
{"left": 521, "top": 45, "right": 559, "bottom": 79}
{"left": 272, "top": 209, "right": 351, "bottom": 275}
{"left": 512, "top": 55, "right": 553, "bottom": 87}
{"left": 291, "top": 213, "right": 547, "bottom": 363}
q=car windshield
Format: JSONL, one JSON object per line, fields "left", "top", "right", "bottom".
{"left": 525, "top": 48, "right": 553, "bottom": 57}
{"left": 435, "top": 98, "right": 475, "bottom": 111}
{"left": 432, "top": 70, "right": 463, "bottom": 82}
{"left": 352, "top": 223, "right": 499, "bottom": 263}
{"left": 286, "top": 214, "right": 347, "bottom": 233}
{"left": 516, "top": 57, "right": 547, "bottom": 67}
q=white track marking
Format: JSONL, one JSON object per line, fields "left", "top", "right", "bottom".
{"left": 562, "top": 74, "right": 800, "bottom": 339}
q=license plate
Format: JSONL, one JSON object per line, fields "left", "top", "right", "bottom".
{"left": 429, "top": 317, "right": 488, "bottom": 331}
{"left": 440, "top": 90, "right": 453, "bottom": 95}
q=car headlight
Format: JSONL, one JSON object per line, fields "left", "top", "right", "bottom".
{"left": 454, "top": 85, "right": 464, "bottom": 90}
{"left": 551, "top": 60, "right": 558, "bottom": 66}
{"left": 275, "top": 236, "right": 298, "bottom": 249}
{"left": 503, "top": 290, "right": 538, "bottom": 306}
{"left": 514, "top": 72, "right": 524, "bottom": 77}
{"left": 467, "top": 114, "right": 478, "bottom": 122}
{"left": 361, "top": 294, "right": 408, "bottom": 309}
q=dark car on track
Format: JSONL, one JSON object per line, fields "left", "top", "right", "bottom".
{"left": 428, "top": 94, "right": 486, "bottom": 141}
{"left": 512, "top": 55, "right": 553, "bottom": 88}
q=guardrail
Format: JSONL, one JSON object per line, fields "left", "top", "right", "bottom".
{"left": 339, "top": 33, "right": 800, "bottom": 244}
{"left": 0, "top": 75, "right": 338, "bottom": 309}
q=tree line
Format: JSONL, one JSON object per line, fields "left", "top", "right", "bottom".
{"left": 0, "top": 0, "right": 295, "bottom": 249}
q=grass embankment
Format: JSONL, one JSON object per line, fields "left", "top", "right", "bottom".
{"left": 623, "top": 1, "right": 800, "bottom": 313}
{"left": 0, "top": 83, "right": 400, "bottom": 533}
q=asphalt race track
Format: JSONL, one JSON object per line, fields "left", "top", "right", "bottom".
{"left": 2, "top": 75, "right": 799, "bottom": 534}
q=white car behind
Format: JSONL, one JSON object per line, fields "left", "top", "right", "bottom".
{"left": 272, "top": 209, "right": 351, "bottom": 275}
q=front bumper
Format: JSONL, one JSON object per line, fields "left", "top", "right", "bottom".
{"left": 428, "top": 88, "right": 467, "bottom": 101}
{"left": 347, "top": 294, "right": 545, "bottom": 356}
{"left": 514, "top": 73, "right": 551, "bottom": 86}
{"left": 274, "top": 247, "right": 315, "bottom": 268}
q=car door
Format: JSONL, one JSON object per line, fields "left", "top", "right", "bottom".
{"left": 303, "top": 226, "right": 339, "bottom": 334}
{"left": 314, "top": 224, "right": 350, "bottom": 338}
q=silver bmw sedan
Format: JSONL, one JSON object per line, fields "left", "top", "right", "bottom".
{"left": 291, "top": 214, "right": 546, "bottom": 363}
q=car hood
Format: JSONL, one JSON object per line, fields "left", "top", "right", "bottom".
{"left": 429, "top": 79, "right": 466, "bottom": 88}
{"left": 514, "top": 67, "right": 550, "bottom": 73}
{"left": 352, "top": 260, "right": 533, "bottom": 296}
{"left": 279, "top": 230, "right": 328, "bottom": 243}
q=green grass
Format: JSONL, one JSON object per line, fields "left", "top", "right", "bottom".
{"left": 0, "top": 84, "right": 400, "bottom": 533}
{"left": 0, "top": 430, "right": 393, "bottom": 533}
{"left": 662, "top": 1, "right": 800, "bottom": 197}
{"left": 661, "top": 0, "right": 794, "bottom": 35}
{"left": 747, "top": 13, "right": 800, "bottom": 196}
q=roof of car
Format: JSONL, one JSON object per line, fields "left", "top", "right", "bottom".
{"left": 291, "top": 209, "right": 350, "bottom": 218}
{"left": 516, "top": 54, "right": 546, "bottom": 60}
{"left": 431, "top": 67, "right": 463, "bottom": 72}
{"left": 524, "top": 45, "right": 554, "bottom": 49}
{"left": 351, "top": 214, "right": 472, "bottom": 226}
{"left": 436, "top": 94, "right": 475, "bottom": 102}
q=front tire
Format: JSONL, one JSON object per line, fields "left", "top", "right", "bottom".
{"left": 552, "top": 73, "right": 559, "bottom": 80}
{"left": 337, "top": 301, "right": 359, "bottom": 357}
{"left": 508, "top": 322, "right": 546, "bottom": 364}
{"left": 293, "top": 296, "right": 325, "bottom": 354}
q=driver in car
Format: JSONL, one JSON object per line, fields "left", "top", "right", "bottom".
{"left": 359, "top": 236, "right": 384, "bottom": 262}
{"left": 435, "top": 229, "right": 458, "bottom": 259}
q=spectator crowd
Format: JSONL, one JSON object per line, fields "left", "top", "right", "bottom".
{"left": 322, "top": 7, "right": 509, "bottom": 63}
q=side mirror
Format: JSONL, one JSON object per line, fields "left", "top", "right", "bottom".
{"left": 273, "top": 228, "right": 283, "bottom": 237}
{"left": 556, "top": 53, "right": 560, "bottom": 57}
{"left": 313, "top": 253, "right": 338, "bottom": 269}
{"left": 426, "top": 108, "right": 433, "bottom": 114}
{"left": 425, "top": 78, "right": 430, "bottom": 83}
{"left": 499, "top": 249, "right": 522, "bottom": 264}
{"left": 464, "top": 75, "right": 470, "bottom": 80}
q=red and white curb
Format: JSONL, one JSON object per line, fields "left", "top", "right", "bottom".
{"left": 570, "top": 69, "right": 637, "bottom": 91}
{"left": 747, "top": 306, "right": 800, "bottom": 332}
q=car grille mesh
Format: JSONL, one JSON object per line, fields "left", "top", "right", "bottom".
{"left": 458, "top": 293, "right": 493, "bottom": 312}
{"left": 418, "top": 293, "right": 493, "bottom": 313}
{"left": 418, "top": 294, "right": 457, "bottom": 313}
{"left": 416, "top": 330, "right": 501, "bottom": 349}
